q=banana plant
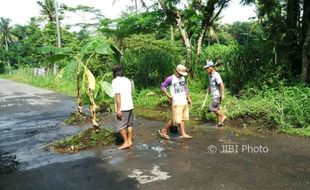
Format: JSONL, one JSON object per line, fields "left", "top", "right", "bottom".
{"left": 40, "top": 38, "right": 120, "bottom": 128}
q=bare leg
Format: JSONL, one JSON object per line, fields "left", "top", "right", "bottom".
{"left": 214, "top": 112, "right": 220, "bottom": 124}
{"left": 179, "top": 122, "right": 185, "bottom": 136}
{"left": 216, "top": 110, "right": 226, "bottom": 125}
{"left": 118, "top": 128, "right": 130, "bottom": 150}
{"left": 159, "top": 120, "right": 173, "bottom": 139}
{"left": 127, "top": 126, "right": 133, "bottom": 146}
{"left": 179, "top": 121, "right": 192, "bottom": 138}
{"left": 162, "top": 120, "right": 173, "bottom": 134}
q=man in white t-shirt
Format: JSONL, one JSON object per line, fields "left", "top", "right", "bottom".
{"left": 112, "top": 65, "right": 134, "bottom": 150}
{"left": 158, "top": 64, "right": 193, "bottom": 139}
{"left": 204, "top": 60, "right": 226, "bottom": 127}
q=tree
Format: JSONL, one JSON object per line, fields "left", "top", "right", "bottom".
{"left": 0, "top": 18, "right": 18, "bottom": 51}
{"left": 63, "top": 5, "right": 104, "bottom": 32}
{"left": 242, "top": 0, "right": 309, "bottom": 82}
{"left": 37, "top": 0, "right": 56, "bottom": 22}
{"left": 157, "top": 0, "right": 231, "bottom": 64}
{"left": 37, "top": 0, "right": 62, "bottom": 73}
{"left": 41, "top": 38, "right": 119, "bottom": 128}
{"left": 0, "top": 18, "right": 18, "bottom": 75}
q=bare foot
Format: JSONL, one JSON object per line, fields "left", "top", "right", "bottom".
{"left": 216, "top": 123, "right": 224, "bottom": 127}
{"left": 128, "top": 141, "right": 133, "bottom": 147}
{"left": 158, "top": 129, "right": 170, "bottom": 139}
{"left": 118, "top": 143, "right": 131, "bottom": 150}
{"left": 220, "top": 115, "right": 227, "bottom": 124}
{"left": 180, "top": 134, "right": 193, "bottom": 139}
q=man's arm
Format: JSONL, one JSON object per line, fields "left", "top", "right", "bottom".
{"left": 184, "top": 82, "right": 191, "bottom": 106}
{"left": 220, "top": 82, "right": 225, "bottom": 101}
{"left": 115, "top": 93, "right": 122, "bottom": 118}
{"left": 161, "top": 76, "right": 173, "bottom": 101}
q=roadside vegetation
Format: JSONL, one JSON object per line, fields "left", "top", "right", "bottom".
{"left": 0, "top": 0, "right": 309, "bottom": 139}
{"left": 2, "top": 69, "right": 309, "bottom": 137}
{"left": 52, "top": 128, "right": 114, "bottom": 153}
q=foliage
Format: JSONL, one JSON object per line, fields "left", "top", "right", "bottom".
{"left": 121, "top": 34, "right": 183, "bottom": 88}
{"left": 100, "top": 11, "right": 167, "bottom": 40}
{"left": 52, "top": 128, "right": 114, "bottom": 152}
{"left": 0, "top": 17, "right": 18, "bottom": 50}
{"left": 132, "top": 82, "right": 310, "bottom": 137}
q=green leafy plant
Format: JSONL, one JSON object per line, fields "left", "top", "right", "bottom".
{"left": 40, "top": 38, "right": 120, "bottom": 128}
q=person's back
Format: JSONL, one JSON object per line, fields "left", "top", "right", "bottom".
{"left": 112, "top": 64, "right": 134, "bottom": 150}
{"left": 112, "top": 76, "right": 133, "bottom": 111}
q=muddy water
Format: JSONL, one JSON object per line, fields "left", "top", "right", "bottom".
{"left": 1, "top": 79, "right": 310, "bottom": 189}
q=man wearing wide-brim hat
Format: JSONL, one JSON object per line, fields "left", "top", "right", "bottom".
{"left": 158, "top": 64, "right": 193, "bottom": 139}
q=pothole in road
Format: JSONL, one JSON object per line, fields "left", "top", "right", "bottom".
{"left": 0, "top": 152, "right": 19, "bottom": 176}
{"left": 0, "top": 128, "right": 11, "bottom": 133}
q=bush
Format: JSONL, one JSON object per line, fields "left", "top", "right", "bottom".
{"left": 121, "top": 34, "right": 183, "bottom": 88}
{"left": 0, "top": 61, "right": 5, "bottom": 74}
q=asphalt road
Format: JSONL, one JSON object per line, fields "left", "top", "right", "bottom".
{"left": 1, "top": 78, "right": 310, "bottom": 190}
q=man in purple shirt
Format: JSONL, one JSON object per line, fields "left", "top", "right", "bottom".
{"left": 158, "top": 64, "right": 192, "bottom": 139}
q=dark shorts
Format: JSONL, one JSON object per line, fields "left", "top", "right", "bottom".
{"left": 115, "top": 110, "right": 134, "bottom": 131}
{"left": 209, "top": 98, "right": 221, "bottom": 112}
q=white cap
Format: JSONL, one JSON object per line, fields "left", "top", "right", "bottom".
{"left": 204, "top": 61, "right": 215, "bottom": 69}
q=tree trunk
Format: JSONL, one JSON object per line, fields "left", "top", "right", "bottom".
{"left": 286, "top": 0, "right": 301, "bottom": 76}
{"left": 175, "top": 15, "right": 191, "bottom": 64}
{"left": 301, "top": 0, "right": 310, "bottom": 82}
{"left": 170, "top": 25, "right": 174, "bottom": 42}
{"left": 54, "top": 0, "right": 61, "bottom": 75}
{"left": 158, "top": 0, "right": 191, "bottom": 64}
{"left": 196, "top": 27, "right": 207, "bottom": 55}
{"left": 134, "top": 0, "right": 138, "bottom": 13}
{"left": 301, "top": 25, "right": 310, "bottom": 82}
{"left": 77, "top": 62, "right": 82, "bottom": 114}
{"left": 4, "top": 38, "right": 11, "bottom": 75}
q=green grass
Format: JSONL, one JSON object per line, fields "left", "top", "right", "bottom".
{"left": 134, "top": 85, "right": 310, "bottom": 137}
{"left": 1, "top": 68, "right": 76, "bottom": 96}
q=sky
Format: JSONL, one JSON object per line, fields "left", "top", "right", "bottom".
{"left": 0, "top": 0, "right": 256, "bottom": 25}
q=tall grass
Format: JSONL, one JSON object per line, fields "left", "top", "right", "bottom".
{"left": 134, "top": 84, "right": 310, "bottom": 137}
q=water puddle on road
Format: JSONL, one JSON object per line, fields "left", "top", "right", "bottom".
{"left": 136, "top": 143, "right": 166, "bottom": 157}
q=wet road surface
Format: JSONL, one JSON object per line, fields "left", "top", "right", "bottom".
{"left": 1, "top": 78, "right": 310, "bottom": 190}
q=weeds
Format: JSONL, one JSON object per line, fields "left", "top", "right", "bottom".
{"left": 52, "top": 128, "right": 114, "bottom": 153}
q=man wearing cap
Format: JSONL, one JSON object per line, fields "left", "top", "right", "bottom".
{"left": 158, "top": 64, "right": 193, "bottom": 139}
{"left": 204, "top": 60, "right": 226, "bottom": 126}
{"left": 112, "top": 64, "right": 134, "bottom": 150}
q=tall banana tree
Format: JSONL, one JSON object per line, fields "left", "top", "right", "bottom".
{"left": 40, "top": 38, "right": 120, "bottom": 128}
{"left": 0, "top": 17, "right": 18, "bottom": 75}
